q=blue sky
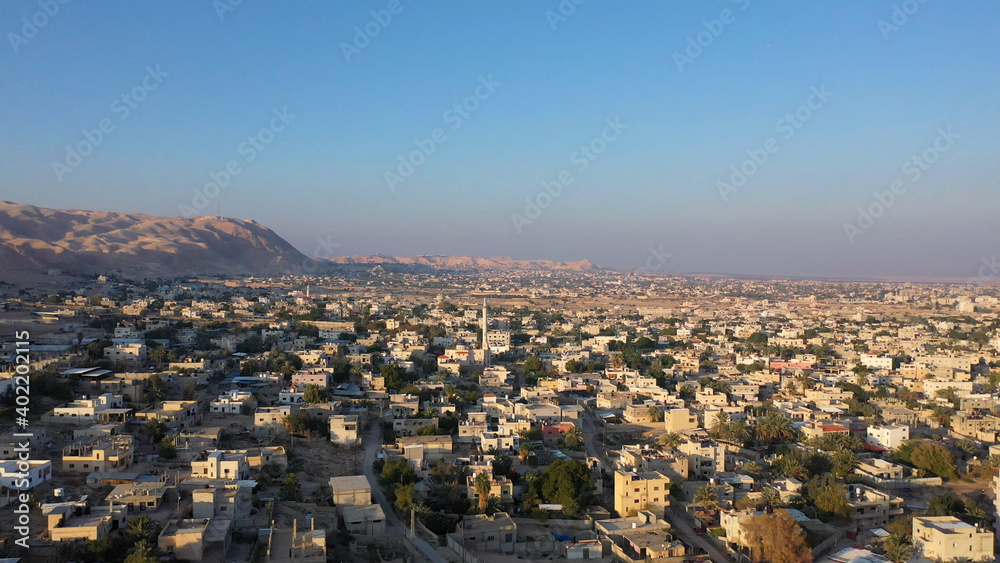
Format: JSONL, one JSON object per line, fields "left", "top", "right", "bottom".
{"left": 2, "top": 0, "right": 998, "bottom": 279}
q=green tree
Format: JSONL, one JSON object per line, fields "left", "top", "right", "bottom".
{"left": 529, "top": 460, "right": 594, "bottom": 517}
{"left": 563, "top": 426, "right": 583, "bottom": 449}
{"left": 694, "top": 484, "right": 719, "bottom": 510}
{"left": 475, "top": 471, "right": 492, "bottom": 514}
{"left": 395, "top": 483, "right": 418, "bottom": 512}
{"left": 280, "top": 473, "right": 302, "bottom": 501}
{"left": 659, "top": 432, "right": 682, "bottom": 449}
{"left": 882, "top": 534, "right": 913, "bottom": 563}
{"left": 303, "top": 384, "right": 329, "bottom": 404}
{"left": 805, "top": 475, "right": 850, "bottom": 521}
{"left": 910, "top": 441, "right": 957, "bottom": 480}
{"left": 158, "top": 437, "right": 177, "bottom": 460}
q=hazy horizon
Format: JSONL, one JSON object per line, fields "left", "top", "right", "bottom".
{"left": 3, "top": 1, "right": 998, "bottom": 280}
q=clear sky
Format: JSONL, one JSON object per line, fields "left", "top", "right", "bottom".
{"left": 2, "top": 0, "right": 998, "bottom": 279}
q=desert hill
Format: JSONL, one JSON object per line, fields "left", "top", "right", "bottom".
{"left": 0, "top": 201, "right": 309, "bottom": 281}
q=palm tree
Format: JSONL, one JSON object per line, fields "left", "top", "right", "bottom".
{"left": 930, "top": 406, "right": 952, "bottom": 428}
{"left": 128, "top": 515, "right": 157, "bottom": 542}
{"left": 956, "top": 439, "right": 978, "bottom": 458}
{"left": 124, "top": 540, "right": 157, "bottom": 563}
{"left": 964, "top": 502, "right": 987, "bottom": 527}
{"left": 564, "top": 426, "right": 583, "bottom": 448}
{"left": 796, "top": 373, "right": 813, "bottom": 395}
{"left": 759, "top": 487, "right": 783, "bottom": 510}
{"left": 659, "top": 432, "right": 682, "bottom": 449}
{"left": 713, "top": 411, "right": 730, "bottom": 430}
{"left": 609, "top": 354, "right": 626, "bottom": 370}
{"left": 519, "top": 443, "right": 532, "bottom": 462}
{"left": 883, "top": 534, "right": 913, "bottom": 563}
{"left": 693, "top": 484, "right": 719, "bottom": 511}
{"left": 741, "top": 461, "right": 761, "bottom": 477}
{"left": 475, "top": 472, "right": 492, "bottom": 514}
{"left": 754, "top": 411, "right": 796, "bottom": 445}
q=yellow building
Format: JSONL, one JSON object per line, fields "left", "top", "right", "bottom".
{"left": 913, "top": 516, "right": 994, "bottom": 562}
{"left": 614, "top": 470, "right": 671, "bottom": 517}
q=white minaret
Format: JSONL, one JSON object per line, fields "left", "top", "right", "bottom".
{"left": 482, "top": 297, "right": 489, "bottom": 368}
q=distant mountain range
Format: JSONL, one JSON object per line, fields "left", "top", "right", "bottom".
{"left": 327, "top": 254, "right": 603, "bottom": 272}
{"left": 0, "top": 201, "right": 308, "bottom": 282}
{"left": 0, "top": 202, "right": 603, "bottom": 283}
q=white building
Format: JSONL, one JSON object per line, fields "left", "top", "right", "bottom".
{"left": 103, "top": 343, "right": 147, "bottom": 365}
{"left": 866, "top": 425, "right": 910, "bottom": 450}
{"left": 0, "top": 459, "right": 52, "bottom": 489}
{"left": 209, "top": 390, "right": 254, "bottom": 414}
{"left": 53, "top": 394, "right": 125, "bottom": 422}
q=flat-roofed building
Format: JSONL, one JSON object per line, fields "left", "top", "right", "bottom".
{"left": 329, "top": 475, "right": 371, "bottom": 507}
{"left": 329, "top": 415, "right": 360, "bottom": 445}
{"left": 614, "top": 470, "right": 671, "bottom": 518}
{"left": 913, "top": 516, "right": 994, "bottom": 562}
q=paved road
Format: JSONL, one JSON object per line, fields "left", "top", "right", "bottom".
{"left": 664, "top": 505, "right": 734, "bottom": 563}
{"left": 362, "top": 421, "right": 447, "bottom": 563}
{"left": 580, "top": 411, "right": 602, "bottom": 459}
{"left": 581, "top": 411, "right": 733, "bottom": 563}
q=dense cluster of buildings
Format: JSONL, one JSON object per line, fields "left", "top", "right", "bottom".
{"left": 1, "top": 271, "right": 1000, "bottom": 562}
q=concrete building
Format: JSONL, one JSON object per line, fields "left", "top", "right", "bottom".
{"left": 255, "top": 405, "right": 292, "bottom": 428}
{"left": 845, "top": 484, "right": 904, "bottom": 535}
{"left": 614, "top": 470, "right": 671, "bottom": 518}
{"left": 62, "top": 436, "right": 133, "bottom": 473}
{"left": 329, "top": 475, "right": 371, "bottom": 507}
{"left": 664, "top": 408, "right": 699, "bottom": 433}
{"left": 191, "top": 450, "right": 250, "bottom": 481}
{"left": 866, "top": 425, "right": 910, "bottom": 450}
{"left": 329, "top": 415, "right": 360, "bottom": 445}
{"left": 913, "top": 516, "right": 994, "bottom": 562}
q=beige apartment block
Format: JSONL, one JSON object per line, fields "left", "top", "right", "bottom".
{"left": 614, "top": 470, "right": 671, "bottom": 517}
{"left": 664, "top": 408, "right": 699, "bottom": 433}
{"left": 913, "top": 516, "right": 994, "bottom": 562}
{"left": 329, "top": 415, "right": 360, "bottom": 445}
{"left": 62, "top": 436, "right": 133, "bottom": 473}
